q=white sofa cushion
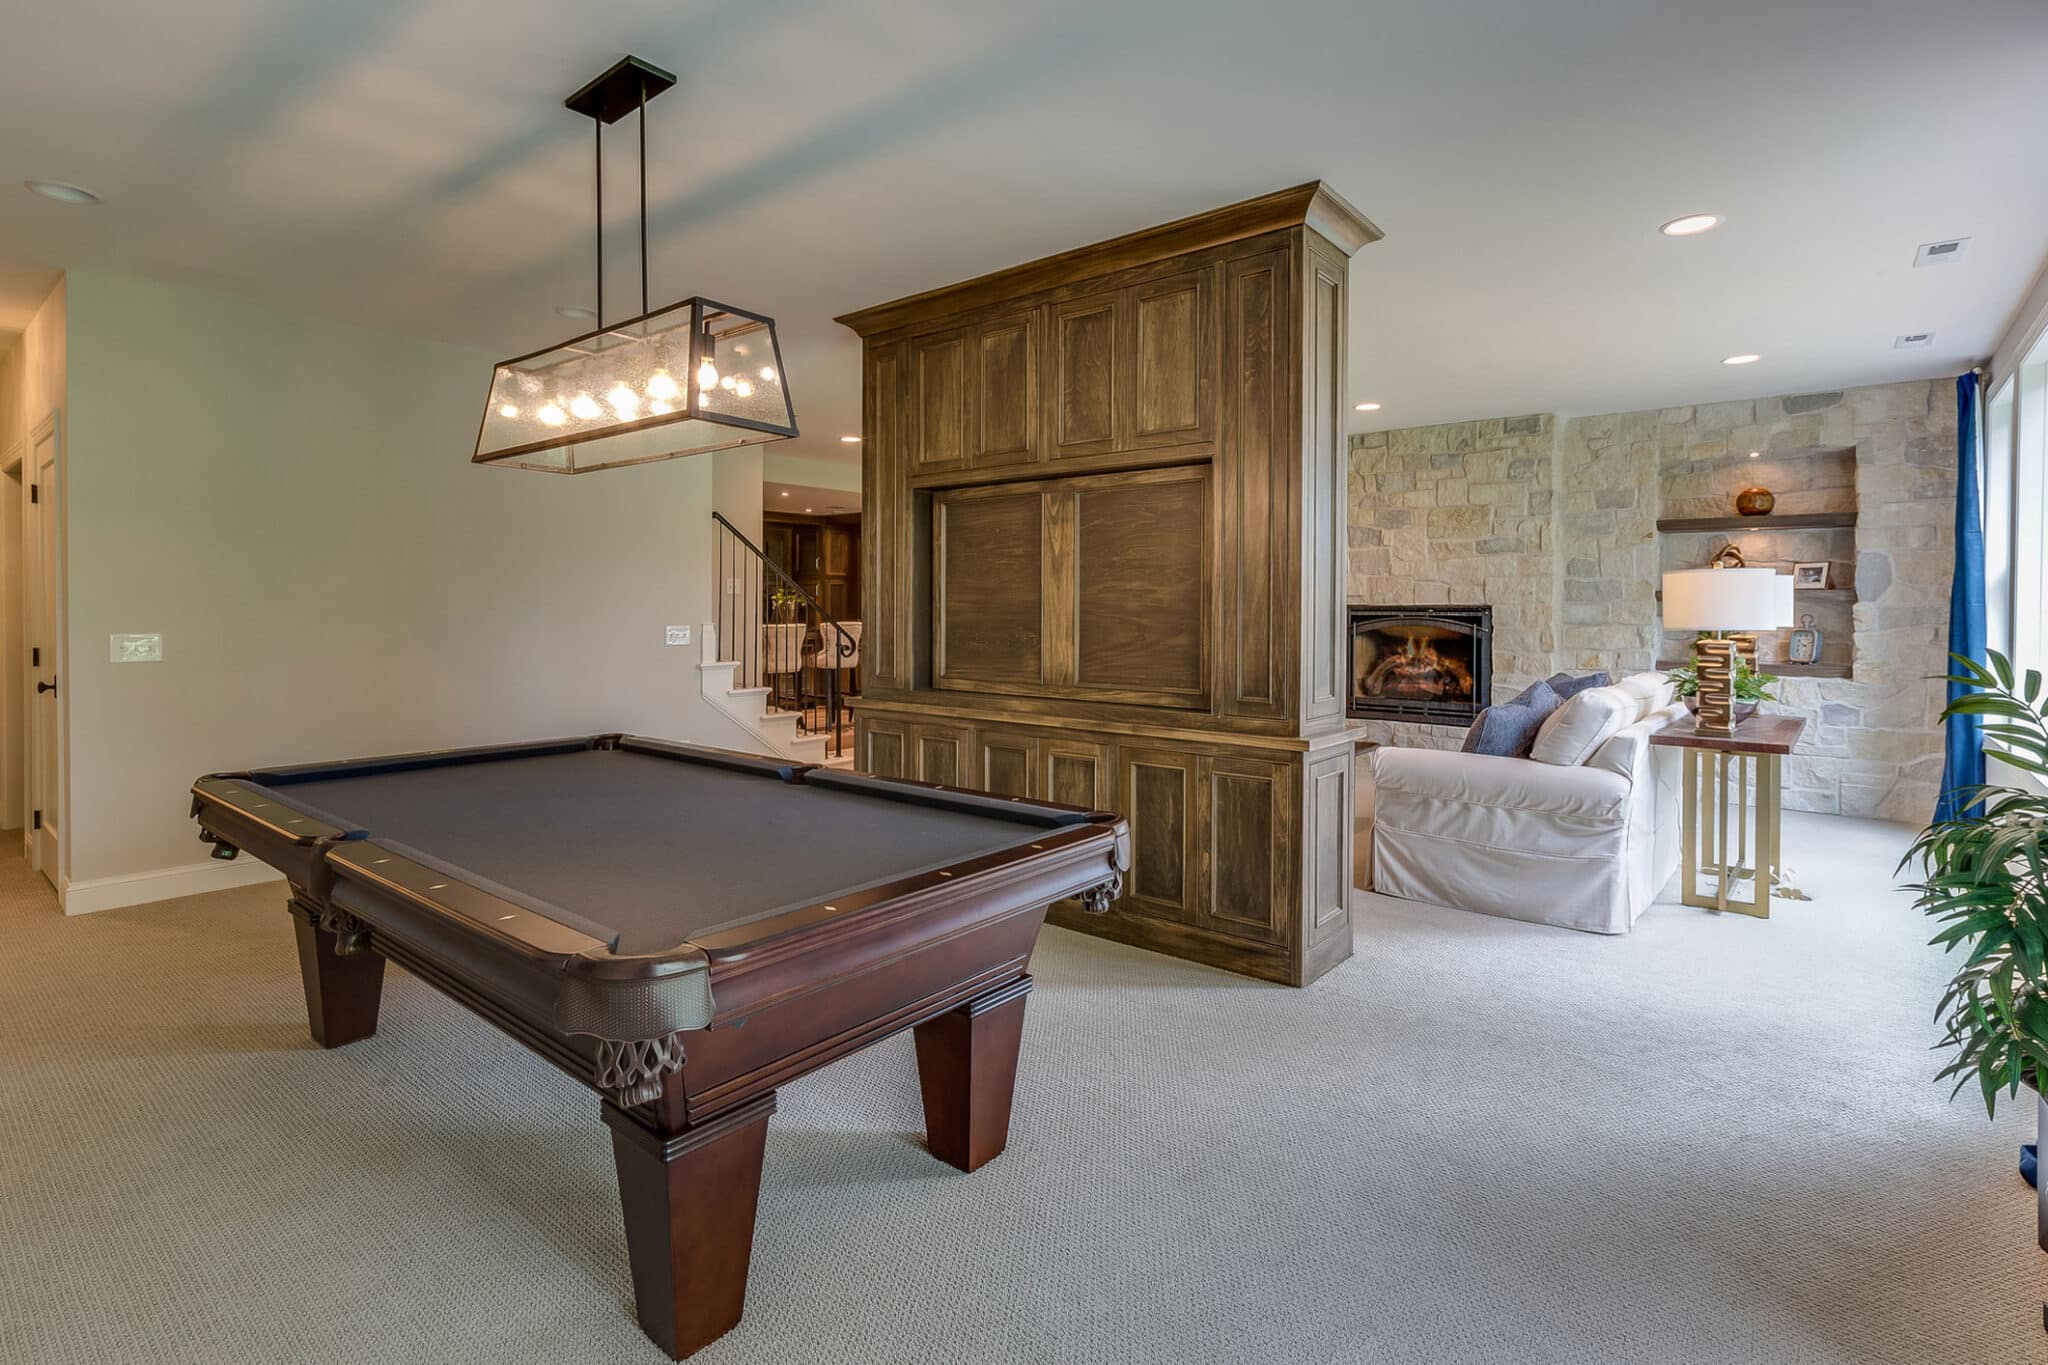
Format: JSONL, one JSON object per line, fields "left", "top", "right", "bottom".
{"left": 1529, "top": 684, "right": 1636, "bottom": 766}
{"left": 1614, "top": 669, "right": 1676, "bottom": 720}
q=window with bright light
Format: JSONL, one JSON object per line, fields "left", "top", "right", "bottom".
{"left": 2011, "top": 334, "right": 2048, "bottom": 673}
{"left": 1986, "top": 377, "right": 2014, "bottom": 658}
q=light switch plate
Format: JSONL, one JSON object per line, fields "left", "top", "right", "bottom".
{"left": 111, "top": 633, "right": 163, "bottom": 663}
{"left": 664, "top": 625, "right": 691, "bottom": 647}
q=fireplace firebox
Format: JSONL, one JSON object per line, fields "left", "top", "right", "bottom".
{"left": 1347, "top": 604, "right": 1493, "bottom": 726}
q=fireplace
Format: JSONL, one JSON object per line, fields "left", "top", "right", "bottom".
{"left": 1347, "top": 604, "right": 1493, "bottom": 725}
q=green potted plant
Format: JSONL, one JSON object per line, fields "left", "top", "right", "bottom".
{"left": 1902, "top": 651, "right": 2048, "bottom": 1247}
{"left": 1665, "top": 655, "right": 1779, "bottom": 721}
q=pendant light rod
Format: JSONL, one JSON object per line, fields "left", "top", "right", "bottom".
{"left": 639, "top": 79, "right": 649, "bottom": 317}
{"left": 594, "top": 118, "right": 604, "bottom": 326}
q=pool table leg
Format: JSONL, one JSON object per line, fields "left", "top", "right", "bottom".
{"left": 913, "top": 974, "right": 1032, "bottom": 1173}
{"left": 603, "top": 1092, "right": 777, "bottom": 1361}
{"left": 288, "top": 897, "right": 384, "bottom": 1048}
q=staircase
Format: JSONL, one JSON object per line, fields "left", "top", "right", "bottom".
{"left": 701, "top": 513, "right": 858, "bottom": 767}
{"left": 696, "top": 625, "right": 840, "bottom": 764}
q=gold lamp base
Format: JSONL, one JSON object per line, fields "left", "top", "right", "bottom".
{"left": 1695, "top": 637, "right": 1737, "bottom": 736}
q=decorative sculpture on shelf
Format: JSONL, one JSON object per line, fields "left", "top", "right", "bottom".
{"left": 1735, "top": 486, "right": 1775, "bottom": 516}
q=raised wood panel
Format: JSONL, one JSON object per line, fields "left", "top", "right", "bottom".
{"left": 1042, "top": 739, "right": 1110, "bottom": 810}
{"left": 913, "top": 329, "right": 971, "bottom": 472}
{"left": 824, "top": 526, "right": 855, "bottom": 577}
{"left": 934, "top": 489, "right": 1044, "bottom": 688}
{"left": 975, "top": 732, "right": 1038, "bottom": 798}
{"left": 1049, "top": 293, "right": 1120, "bottom": 458}
{"left": 913, "top": 724, "right": 968, "bottom": 787}
{"left": 1303, "top": 239, "right": 1346, "bottom": 725}
{"left": 1127, "top": 270, "right": 1214, "bottom": 449}
{"left": 1300, "top": 747, "right": 1355, "bottom": 981}
{"left": 1119, "top": 746, "right": 1198, "bottom": 924}
{"left": 1219, "top": 248, "right": 1290, "bottom": 721}
{"left": 862, "top": 342, "right": 906, "bottom": 689}
{"left": 1073, "top": 468, "right": 1208, "bottom": 704}
{"left": 1200, "top": 756, "right": 1289, "bottom": 947}
{"left": 859, "top": 717, "right": 910, "bottom": 780}
{"left": 974, "top": 311, "right": 1040, "bottom": 467}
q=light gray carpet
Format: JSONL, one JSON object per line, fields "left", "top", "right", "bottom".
{"left": 2, "top": 812, "right": 2042, "bottom": 1364}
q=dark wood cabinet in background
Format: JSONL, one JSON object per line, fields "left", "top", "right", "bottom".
{"left": 839, "top": 183, "right": 1377, "bottom": 986}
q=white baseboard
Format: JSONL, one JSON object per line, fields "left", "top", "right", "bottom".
{"left": 62, "top": 856, "right": 285, "bottom": 916}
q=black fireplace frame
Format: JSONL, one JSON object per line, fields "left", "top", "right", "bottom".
{"left": 1346, "top": 604, "right": 1494, "bottom": 726}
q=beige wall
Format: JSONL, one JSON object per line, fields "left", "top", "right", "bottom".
{"left": 59, "top": 271, "right": 756, "bottom": 896}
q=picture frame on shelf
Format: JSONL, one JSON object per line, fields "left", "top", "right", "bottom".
{"left": 1792, "top": 561, "right": 1832, "bottom": 589}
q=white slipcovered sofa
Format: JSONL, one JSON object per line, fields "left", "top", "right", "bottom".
{"left": 1360, "top": 701, "right": 1685, "bottom": 934}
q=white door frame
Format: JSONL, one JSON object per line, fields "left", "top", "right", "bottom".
{"left": 25, "top": 409, "right": 66, "bottom": 892}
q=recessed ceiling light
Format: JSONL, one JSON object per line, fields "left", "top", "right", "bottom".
{"left": 1894, "top": 332, "right": 1935, "bottom": 350}
{"left": 1723, "top": 353, "right": 1761, "bottom": 366}
{"left": 779, "top": 490, "right": 789, "bottom": 497}
{"left": 1659, "top": 214, "right": 1721, "bottom": 237}
{"left": 1748, "top": 450, "right": 1761, "bottom": 459}
{"left": 1912, "top": 238, "right": 1968, "bottom": 268}
{"left": 556, "top": 305, "right": 597, "bottom": 320}
{"left": 24, "top": 179, "right": 100, "bottom": 205}
{"left": 1354, "top": 402, "right": 1381, "bottom": 412}
{"left": 804, "top": 507, "right": 813, "bottom": 513}
{"left": 839, "top": 434, "right": 861, "bottom": 443}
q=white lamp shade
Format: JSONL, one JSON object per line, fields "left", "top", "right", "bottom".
{"left": 1661, "top": 567, "right": 1795, "bottom": 631}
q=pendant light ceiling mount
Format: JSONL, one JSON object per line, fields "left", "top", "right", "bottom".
{"left": 472, "top": 54, "right": 797, "bottom": 475}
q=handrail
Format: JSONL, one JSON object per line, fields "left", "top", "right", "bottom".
{"left": 711, "top": 511, "right": 854, "bottom": 663}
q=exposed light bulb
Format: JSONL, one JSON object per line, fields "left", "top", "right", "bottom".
{"left": 649, "top": 399, "right": 673, "bottom": 415}
{"left": 570, "top": 393, "right": 601, "bottom": 420}
{"left": 537, "top": 403, "right": 567, "bottom": 427}
{"left": 606, "top": 382, "right": 641, "bottom": 418}
{"left": 498, "top": 403, "right": 520, "bottom": 419}
{"left": 719, "top": 374, "right": 736, "bottom": 391}
{"left": 697, "top": 358, "right": 719, "bottom": 389}
{"left": 759, "top": 366, "right": 777, "bottom": 382}
{"left": 734, "top": 378, "right": 753, "bottom": 398}
{"left": 647, "top": 370, "right": 680, "bottom": 401}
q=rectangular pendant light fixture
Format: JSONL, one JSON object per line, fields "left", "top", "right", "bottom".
{"left": 473, "top": 56, "right": 797, "bottom": 474}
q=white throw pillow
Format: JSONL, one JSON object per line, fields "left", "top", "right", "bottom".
{"left": 1614, "top": 670, "right": 1676, "bottom": 721}
{"left": 1529, "top": 684, "right": 1637, "bottom": 766}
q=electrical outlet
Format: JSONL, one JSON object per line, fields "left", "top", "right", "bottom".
{"left": 664, "top": 625, "right": 692, "bottom": 647}
{"left": 110, "top": 633, "right": 163, "bottom": 663}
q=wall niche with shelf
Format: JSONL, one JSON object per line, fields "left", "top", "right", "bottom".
{"left": 1655, "top": 444, "right": 1857, "bottom": 677}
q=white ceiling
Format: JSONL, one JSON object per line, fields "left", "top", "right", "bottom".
{"left": 765, "top": 480, "right": 860, "bottom": 515}
{"left": 3, "top": 0, "right": 2046, "bottom": 457}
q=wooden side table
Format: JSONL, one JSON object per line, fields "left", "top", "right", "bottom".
{"left": 1648, "top": 713, "right": 1806, "bottom": 918}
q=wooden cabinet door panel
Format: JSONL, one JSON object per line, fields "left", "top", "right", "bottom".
{"left": 973, "top": 310, "right": 1040, "bottom": 468}
{"left": 1042, "top": 738, "right": 1110, "bottom": 811}
{"left": 861, "top": 342, "right": 907, "bottom": 690}
{"left": 860, "top": 717, "right": 911, "bottom": 780}
{"left": 1048, "top": 292, "right": 1121, "bottom": 459}
{"left": 933, "top": 489, "right": 1046, "bottom": 689}
{"left": 975, "top": 731, "right": 1038, "bottom": 798}
{"left": 913, "top": 724, "right": 968, "bottom": 787}
{"left": 912, "top": 328, "right": 972, "bottom": 472}
{"left": 1200, "top": 755, "right": 1291, "bottom": 947}
{"left": 1126, "top": 269, "right": 1214, "bottom": 449}
{"left": 1119, "top": 746, "right": 1199, "bottom": 925}
{"left": 1071, "top": 467, "right": 1209, "bottom": 705}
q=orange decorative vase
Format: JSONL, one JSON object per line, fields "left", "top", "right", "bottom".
{"left": 1735, "top": 487, "right": 1775, "bottom": 516}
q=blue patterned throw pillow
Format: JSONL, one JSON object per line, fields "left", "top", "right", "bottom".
{"left": 1545, "top": 670, "right": 1611, "bottom": 701}
{"left": 1461, "top": 680, "right": 1563, "bottom": 757}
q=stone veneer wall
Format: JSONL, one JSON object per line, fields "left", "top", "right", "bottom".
{"left": 1347, "top": 379, "right": 1957, "bottom": 822}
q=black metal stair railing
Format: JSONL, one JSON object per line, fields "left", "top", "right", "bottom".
{"left": 712, "top": 512, "right": 856, "bottom": 759}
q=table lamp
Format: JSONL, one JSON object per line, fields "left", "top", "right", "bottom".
{"left": 1662, "top": 568, "right": 1795, "bottom": 735}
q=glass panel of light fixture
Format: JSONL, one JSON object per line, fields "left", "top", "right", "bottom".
{"left": 692, "top": 301, "right": 795, "bottom": 433}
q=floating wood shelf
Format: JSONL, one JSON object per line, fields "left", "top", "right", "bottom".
{"left": 1655, "top": 512, "right": 1857, "bottom": 534}
{"left": 1658, "top": 658, "right": 1853, "bottom": 680}
{"left": 1658, "top": 587, "right": 1855, "bottom": 603}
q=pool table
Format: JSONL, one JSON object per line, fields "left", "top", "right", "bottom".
{"left": 190, "top": 734, "right": 1128, "bottom": 1359}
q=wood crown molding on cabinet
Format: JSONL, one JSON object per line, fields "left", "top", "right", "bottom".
{"left": 834, "top": 182, "right": 1381, "bottom": 338}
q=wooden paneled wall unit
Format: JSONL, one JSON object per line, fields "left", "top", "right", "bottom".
{"left": 836, "top": 183, "right": 1379, "bottom": 986}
